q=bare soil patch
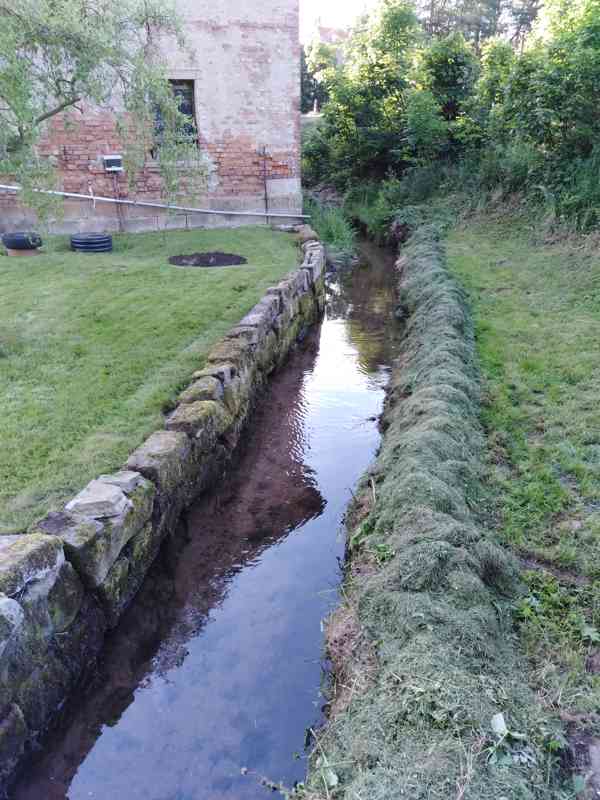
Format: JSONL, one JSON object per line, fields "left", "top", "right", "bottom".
{"left": 169, "top": 251, "right": 248, "bottom": 268}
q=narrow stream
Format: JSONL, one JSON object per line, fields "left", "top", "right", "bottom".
{"left": 11, "top": 242, "right": 400, "bottom": 800}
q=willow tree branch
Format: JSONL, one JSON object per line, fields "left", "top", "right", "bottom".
{"left": 34, "top": 96, "right": 81, "bottom": 126}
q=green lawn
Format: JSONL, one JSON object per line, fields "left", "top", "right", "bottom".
{"left": 0, "top": 226, "right": 298, "bottom": 533}
{"left": 448, "top": 220, "right": 600, "bottom": 715}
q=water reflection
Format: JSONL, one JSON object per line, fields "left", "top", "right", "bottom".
{"left": 327, "top": 241, "right": 400, "bottom": 374}
{"left": 11, "top": 242, "right": 400, "bottom": 800}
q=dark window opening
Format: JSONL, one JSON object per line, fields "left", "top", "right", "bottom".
{"left": 153, "top": 79, "right": 197, "bottom": 154}
{"left": 170, "top": 80, "right": 196, "bottom": 140}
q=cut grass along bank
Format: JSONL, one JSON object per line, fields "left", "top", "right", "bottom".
{"left": 0, "top": 226, "right": 297, "bottom": 533}
{"left": 306, "top": 216, "right": 600, "bottom": 798}
{"left": 306, "top": 226, "right": 565, "bottom": 799}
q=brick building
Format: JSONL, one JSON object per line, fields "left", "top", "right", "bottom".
{"left": 0, "top": 0, "right": 302, "bottom": 233}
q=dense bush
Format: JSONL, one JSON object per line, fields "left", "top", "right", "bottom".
{"left": 306, "top": 1, "right": 420, "bottom": 187}
{"left": 302, "top": 0, "right": 600, "bottom": 231}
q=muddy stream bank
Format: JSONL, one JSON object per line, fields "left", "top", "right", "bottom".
{"left": 10, "top": 241, "right": 400, "bottom": 800}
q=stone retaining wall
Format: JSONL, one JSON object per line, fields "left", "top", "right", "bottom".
{"left": 0, "top": 236, "right": 326, "bottom": 788}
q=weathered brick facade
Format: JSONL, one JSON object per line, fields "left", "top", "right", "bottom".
{"left": 0, "top": 0, "right": 302, "bottom": 233}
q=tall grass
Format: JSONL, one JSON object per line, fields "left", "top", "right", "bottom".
{"left": 305, "top": 199, "right": 357, "bottom": 263}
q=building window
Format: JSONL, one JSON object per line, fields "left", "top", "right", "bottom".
{"left": 170, "top": 80, "right": 196, "bottom": 140}
{"left": 154, "top": 79, "right": 197, "bottom": 150}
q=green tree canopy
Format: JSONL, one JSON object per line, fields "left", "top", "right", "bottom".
{"left": 317, "top": 0, "right": 420, "bottom": 183}
{"left": 302, "top": 43, "right": 336, "bottom": 113}
{"left": 417, "top": 32, "right": 479, "bottom": 119}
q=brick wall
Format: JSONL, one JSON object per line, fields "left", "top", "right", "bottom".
{"left": 0, "top": 0, "right": 302, "bottom": 233}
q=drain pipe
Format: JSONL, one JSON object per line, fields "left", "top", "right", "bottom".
{"left": 259, "top": 145, "right": 270, "bottom": 226}
{"left": 0, "top": 183, "right": 310, "bottom": 221}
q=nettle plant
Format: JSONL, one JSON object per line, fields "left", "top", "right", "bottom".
{"left": 0, "top": 0, "right": 208, "bottom": 218}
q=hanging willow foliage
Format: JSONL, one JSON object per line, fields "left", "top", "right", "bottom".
{"left": 0, "top": 0, "right": 209, "bottom": 217}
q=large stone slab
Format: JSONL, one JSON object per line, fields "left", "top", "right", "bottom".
{"left": 193, "top": 363, "right": 254, "bottom": 418}
{"left": 222, "top": 371, "right": 256, "bottom": 417}
{"left": 165, "top": 400, "right": 233, "bottom": 446}
{"left": 291, "top": 268, "right": 312, "bottom": 294}
{"left": 47, "top": 562, "right": 85, "bottom": 633}
{"left": 299, "top": 290, "right": 317, "bottom": 319}
{"left": 252, "top": 294, "right": 281, "bottom": 325}
{"left": 0, "top": 595, "right": 24, "bottom": 660}
{"left": 178, "top": 376, "right": 223, "bottom": 405}
{"left": 0, "top": 535, "right": 83, "bottom": 638}
{"left": 66, "top": 479, "right": 131, "bottom": 518}
{"left": 0, "top": 533, "right": 64, "bottom": 599}
{"left": 0, "top": 534, "right": 87, "bottom": 736}
{"left": 97, "top": 470, "right": 145, "bottom": 495}
{"left": 127, "top": 430, "right": 192, "bottom": 497}
{"left": 238, "top": 300, "right": 276, "bottom": 336}
{"left": 192, "top": 362, "right": 236, "bottom": 385}
{"left": 266, "top": 273, "right": 300, "bottom": 307}
{"left": 98, "top": 520, "right": 160, "bottom": 626}
{"left": 275, "top": 318, "right": 306, "bottom": 369}
{"left": 225, "top": 324, "right": 264, "bottom": 347}
{"left": 97, "top": 554, "right": 130, "bottom": 627}
{"left": 257, "top": 329, "right": 281, "bottom": 375}
{"left": 35, "top": 476, "right": 154, "bottom": 589}
{"left": 207, "top": 337, "right": 255, "bottom": 372}
{"left": 302, "top": 244, "right": 326, "bottom": 282}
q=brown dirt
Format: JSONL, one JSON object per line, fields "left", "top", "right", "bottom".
{"left": 168, "top": 251, "right": 248, "bottom": 267}
{"left": 565, "top": 724, "right": 600, "bottom": 798}
{"left": 521, "top": 553, "right": 591, "bottom": 587}
{"left": 586, "top": 651, "right": 600, "bottom": 675}
{"left": 343, "top": 487, "right": 374, "bottom": 533}
{"left": 324, "top": 599, "right": 377, "bottom": 719}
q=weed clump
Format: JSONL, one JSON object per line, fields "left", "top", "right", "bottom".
{"left": 308, "top": 226, "right": 568, "bottom": 798}
{"left": 304, "top": 199, "right": 357, "bottom": 266}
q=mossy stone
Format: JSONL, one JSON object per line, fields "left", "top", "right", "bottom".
{"left": 0, "top": 534, "right": 63, "bottom": 598}
{"left": 46, "top": 561, "right": 84, "bottom": 632}
{"left": 178, "top": 377, "right": 224, "bottom": 405}
{"left": 127, "top": 430, "right": 191, "bottom": 496}
{"left": 166, "top": 400, "right": 233, "bottom": 445}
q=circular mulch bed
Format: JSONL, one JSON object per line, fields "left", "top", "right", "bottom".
{"left": 169, "top": 252, "right": 248, "bottom": 268}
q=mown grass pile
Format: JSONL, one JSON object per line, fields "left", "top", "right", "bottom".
{"left": 306, "top": 227, "right": 572, "bottom": 799}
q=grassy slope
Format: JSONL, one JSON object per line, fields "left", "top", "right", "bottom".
{"left": 0, "top": 226, "right": 297, "bottom": 532}
{"left": 447, "top": 219, "right": 600, "bottom": 720}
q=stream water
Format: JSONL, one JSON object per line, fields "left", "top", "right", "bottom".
{"left": 10, "top": 242, "right": 400, "bottom": 800}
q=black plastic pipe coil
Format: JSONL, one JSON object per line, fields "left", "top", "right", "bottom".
{"left": 70, "top": 233, "right": 113, "bottom": 253}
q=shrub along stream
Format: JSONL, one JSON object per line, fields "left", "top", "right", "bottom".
{"left": 303, "top": 0, "right": 600, "bottom": 236}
